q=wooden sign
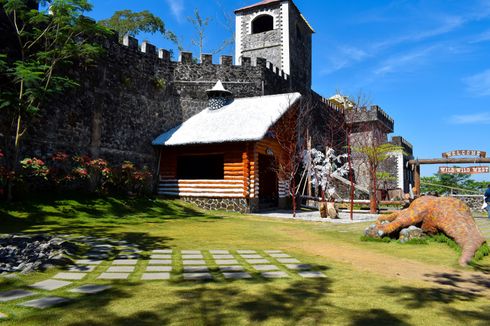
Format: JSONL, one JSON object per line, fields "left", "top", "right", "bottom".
{"left": 439, "top": 166, "right": 489, "bottom": 174}
{"left": 442, "top": 150, "right": 486, "bottom": 158}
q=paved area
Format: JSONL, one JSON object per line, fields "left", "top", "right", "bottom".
{"left": 0, "top": 235, "right": 327, "bottom": 315}
{"left": 252, "top": 210, "right": 379, "bottom": 224}
{"left": 475, "top": 217, "right": 490, "bottom": 239}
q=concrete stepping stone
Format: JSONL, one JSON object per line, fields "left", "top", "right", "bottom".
{"left": 182, "top": 254, "right": 204, "bottom": 259}
{"left": 69, "top": 284, "right": 111, "bottom": 294}
{"left": 87, "top": 254, "right": 109, "bottom": 259}
{"left": 236, "top": 250, "right": 256, "bottom": 254}
{"left": 141, "top": 273, "right": 170, "bottom": 280}
{"left": 277, "top": 258, "right": 301, "bottom": 264}
{"left": 269, "top": 253, "right": 290, "bottom": 258}
{"left": 246, "top": 259, "right": 270, "bottom": 264}
{"left": 219, "top": 266, "right": 244, "bottom": 272}
{"left": 215, "top": 260, "right": 239, "bottom": 265}
{"left": 75, "top": 259, "right": 102, "bottom": 265}
{"left": 285, "top": 264, "right": 312, "bottom": 270}
{"left": 30, "top": 279, "right": 72, "bottom": 291}
{"left": 106, "top": 266, "right": 135, "bottom": 273}
{"left": 183, "top": 273, "right": 213, "bottom": 280}
{"left": 262, "top": 271, "right": 289, "bottom": 278}
{"left": 0, "top": 289, "right": 35, "bottom": 302}
{"left": 151, "top": 254, "right": 172, "bottom": 259}
{"left": 112, "top": 259, "right": 138, "bottom": 265}
{"left": 298, "top": 271, "right": 326, "bottom": 278}
{"left": 119, "top": 248, "right": 140, "bottom": 253}
{"left": 152, "top": 249, "right": 172, "bottom": 254}
{"left": 209, "top": 250, "right": 229, "bottom": 254}
{"left": 182, "top": 260, "right": 206, "bottom": 265}
{"left": 253, "top": 265, "right": 279, "bottom": 271}
{"left": 212, "top": 255, "right": 234, "bottom": 259}
{"left": 53, "top": 273, "right": 87, "bottom": 280}
{"left": 116, "top": 254, "right": 139, "bottom": 259}
{"left": 97, "top": 273, "right": 130, "bottom": 280}
{"left": 240, "top": 254, "right": 263, "bottom": 259}
{"left": 183, "top": 266, "right": 209, "bottom": 273}
{"left": 146, "top": 266, "right": 172, "bottom": 272}
{"left": 264, "top": 250, "right": 283, "bottom": 254}
{"left": 181, "top": 250, "right": 201, "bottom": 254}
{"left": 148, "top": 260, "right": 172, "bottom": 265}
{"left": 68, "top": 265, "right": 96, "bottom": 272}
{"left": 93, "top": 244, "right": 113, "bottom": 249}
{"left": 223, "top": 272, "right": 252, "bottom": 279}
{"left": 19, "top": 296, "right": 70, "bottom": 309}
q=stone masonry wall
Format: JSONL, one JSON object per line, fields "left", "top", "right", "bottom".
{"left": 180, "top": 197, "right": 250, "bottom": 214}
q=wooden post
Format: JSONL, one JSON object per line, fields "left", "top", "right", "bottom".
{"left": 243, "top": 144, "right": 250, "bottom": 197}
{"left": 414, "top": 163, "right": 421, "bottom": 196}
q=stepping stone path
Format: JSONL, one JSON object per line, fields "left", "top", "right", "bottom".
{"left": 20, "top": 297, "right": 70, "bottom": 309}
{"left": 1, "top": 237, "right": 330, "bottom": 319}
{"left": 0, "top": 290, "right": 35, "bottom": 302}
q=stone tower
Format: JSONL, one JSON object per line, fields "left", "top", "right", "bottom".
{"left": 235, "top": 0, "right": 314, "bottom": 89}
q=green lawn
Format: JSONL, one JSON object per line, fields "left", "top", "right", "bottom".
{"left": 1, "top": 195, "right": 489, "bottom": 325}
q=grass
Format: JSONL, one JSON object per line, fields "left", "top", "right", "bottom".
{"left": 1, "top": 194, "right": 490, "bottom": 325}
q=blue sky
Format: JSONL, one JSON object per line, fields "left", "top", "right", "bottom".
{"left": 85, "top": 0, "right": 490, "bottom": 180}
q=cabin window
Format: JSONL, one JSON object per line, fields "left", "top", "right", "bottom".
{"left": 251, "top": 15, "right": 274, "bottom": 34}
{"left": 177, "top": 155, "right": 224, "bottom": 179}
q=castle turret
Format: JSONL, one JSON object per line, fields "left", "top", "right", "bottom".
{"left": 235, "top": 0, "right": 314, "bottom": 89}
{"left": 206, "top": 80, "right": 233, "bottom": 110}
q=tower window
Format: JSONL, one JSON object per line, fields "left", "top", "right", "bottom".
{"left": 251, "top": 15, "right": 274, "bottom": 34}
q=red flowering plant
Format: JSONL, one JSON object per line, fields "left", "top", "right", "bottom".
{"left": 49, "top": 152, "right": 74, "bottom": 185}
{"left": 20, "top": 157, "right": 50, "bottom": 179}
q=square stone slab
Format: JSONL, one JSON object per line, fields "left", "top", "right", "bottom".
{"left": 181, "top": 250, "right": 201, "bottom": 254}
{"left": 285, "top": 264, "right": 312, "bottom": 270}
{"left": 69, "top": 284, "right": 112, "bottom": 294}
{"left": 151, "top": 255, "right": 172, "bottom": 259}
{"left": 141, "top": 273, "right": 170, "bottom": 280}
{"left": 253, "top": 265, "right": 279, "bottom": 271}
{"left": 148, "top": 260, "right": 172, "bottom": 265}
{"left": 183, "top": 266, "right": 209, "bottom": 273}
{"left": 106, "top": 266, "right": 135, "bottom": 273}
{"left": 219, "top": 266, "right": 244, "bottom": 272}
{"left": 119, "top": 248, "right": 140, "bottom": 253}
{"left": 223, "top": 272, "right": 252, "bottom": 279}
{"left": 246, "top": 259, "right": 270, "bottom": 264}
{"left": 116, "top": 254, "right": 139, "bottom": 260}
{"left": 75, "top": 259, "right": 102, "bottom": 265}
{"left": 182, "top": 260, "right": 206, "bottom": 265}
{"left": 209, "top": 250, "right": 229, "bottom": 254}
{"left": 277, "top": 258, "right": 301, "bottom": 264}
{"left": 262, "top": 271, "right": 289, "bottom": 278}
{"left": 19, "top": 296, "right": 70, "bottom": 309}
{"left": 212, "top": 255, "right": 234, "bottom": 259}
{"left": 215, "top": 260, "right": 239, "bottom": 265}
{"left": 182, "top": 254, "right": 204, "bottom": 259}
{"left": 68, "top": 265, "right": 96, "bottom": 272}
{"left": 264, "top": 250, "right": 283, "bottom": 254}
{"left": 112, "top": 259, "right": 138, "bottom": 265}
{"left": 0, "top": 290, "right": 35, "bottom": 302}
{"left": 87, "top": 254, "right": 109, "bottom": 259}
{"left": 30, "top": 279, "right": 72, "bottom": 291}
{"left": 269, "top": 253, "right": 291, "bottom": 258}
{"left": 97, "top": 273, "right": 130, "bottom": 280}
{"left": 240, "top": 254, "right": 263, "bottom": 259}
{"left": 53, "top": 272, "right": 87, "bottom": 280}
{"left": 146, "top": 266, "right": 172, "bottom": 272}
{"left": 152, "top": 249, "right": 172, "bottom": 254}
{"left": 236, "top": 250, "right": 256, "bottom": 254}
{"left": 183, "top": 273, "right": 213, "bottom": 280}
{"left": 298, "top": 271, "right": 327, "bottom": 278}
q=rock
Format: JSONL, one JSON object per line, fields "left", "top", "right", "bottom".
{"left": 399, "top": 226, "right": 425, "bottom": 243}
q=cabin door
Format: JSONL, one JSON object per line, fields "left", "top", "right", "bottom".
{"left": 258, "top": 154, "right": 278, "bottom": 209}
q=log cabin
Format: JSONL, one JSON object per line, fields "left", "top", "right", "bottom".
{"left": 152, "top": 81, "right": 300, "bottom": 213}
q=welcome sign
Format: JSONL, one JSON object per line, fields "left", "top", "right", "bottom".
{"left": 442, "top": 150, "right": 486, "bottom": 158}
{"left": 439, "top": 166, "right": 489, "bottom": 175}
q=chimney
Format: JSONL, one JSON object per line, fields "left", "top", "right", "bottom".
{"left": 206, "top": 80, "right": 233, "bottom": 110}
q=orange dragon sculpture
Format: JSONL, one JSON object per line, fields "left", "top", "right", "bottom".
{"left": 365, "top": 196, "right": 486, "bottom": 266}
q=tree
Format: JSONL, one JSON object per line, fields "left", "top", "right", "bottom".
{"left": 421, "top": 172, "right": 486, "bottom": 195}
{"left": 99, "top": 9, "right": 178, "bottom": 44}
{"left": 353, "top": 142, "right": 404, "bottom": 213}
{"left": 0, "top": 0, "right": 108, "bottom": 200}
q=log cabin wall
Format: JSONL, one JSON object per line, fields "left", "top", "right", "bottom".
{"left": 255, "top": 138, "right": 288, "bottom": 199}
{"left": 157, "top": 143, "right": 251, "bottom": 198}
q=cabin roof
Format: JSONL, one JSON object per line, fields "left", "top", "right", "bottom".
{"left": 152, "top": 92, "right": 302, "bottom": 146}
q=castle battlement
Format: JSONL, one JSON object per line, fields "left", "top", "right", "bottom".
{"left": 120, "top": 35, "right": 289, "bottom": 81}
{"left": 348, "top": 105, "right": 395, "bottom": 133}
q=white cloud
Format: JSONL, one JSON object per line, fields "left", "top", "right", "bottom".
{"left": 165, "top": 0, "right": 184, "bottom": 21}
{"left": 450, "top": 112, "right": 490, "bottom": 124}
{"left": 464, "top": 70, "right": 490, "bottom": 96}
{"left": 321, "top": 46, "right": 369, "bottom": 75}
{"left": 374, "top": 46, "right": 437, "bottom": 75}
{"left": 469, "top": 30, "right": 490, "bottom": 44}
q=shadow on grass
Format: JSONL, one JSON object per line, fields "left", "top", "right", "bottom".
{"left": 350, "top": 309, "right": 410, "bottom": 326}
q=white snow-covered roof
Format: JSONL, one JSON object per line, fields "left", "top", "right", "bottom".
{"left": 153, "top": 92, "right": 301, "bottom": 146}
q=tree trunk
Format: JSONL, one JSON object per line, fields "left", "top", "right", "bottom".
{"left": 291, "top": 177, "right": 297, "bottom": 217}
{"left": 370, "top": 168, "right": 377, "bottom": 213}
